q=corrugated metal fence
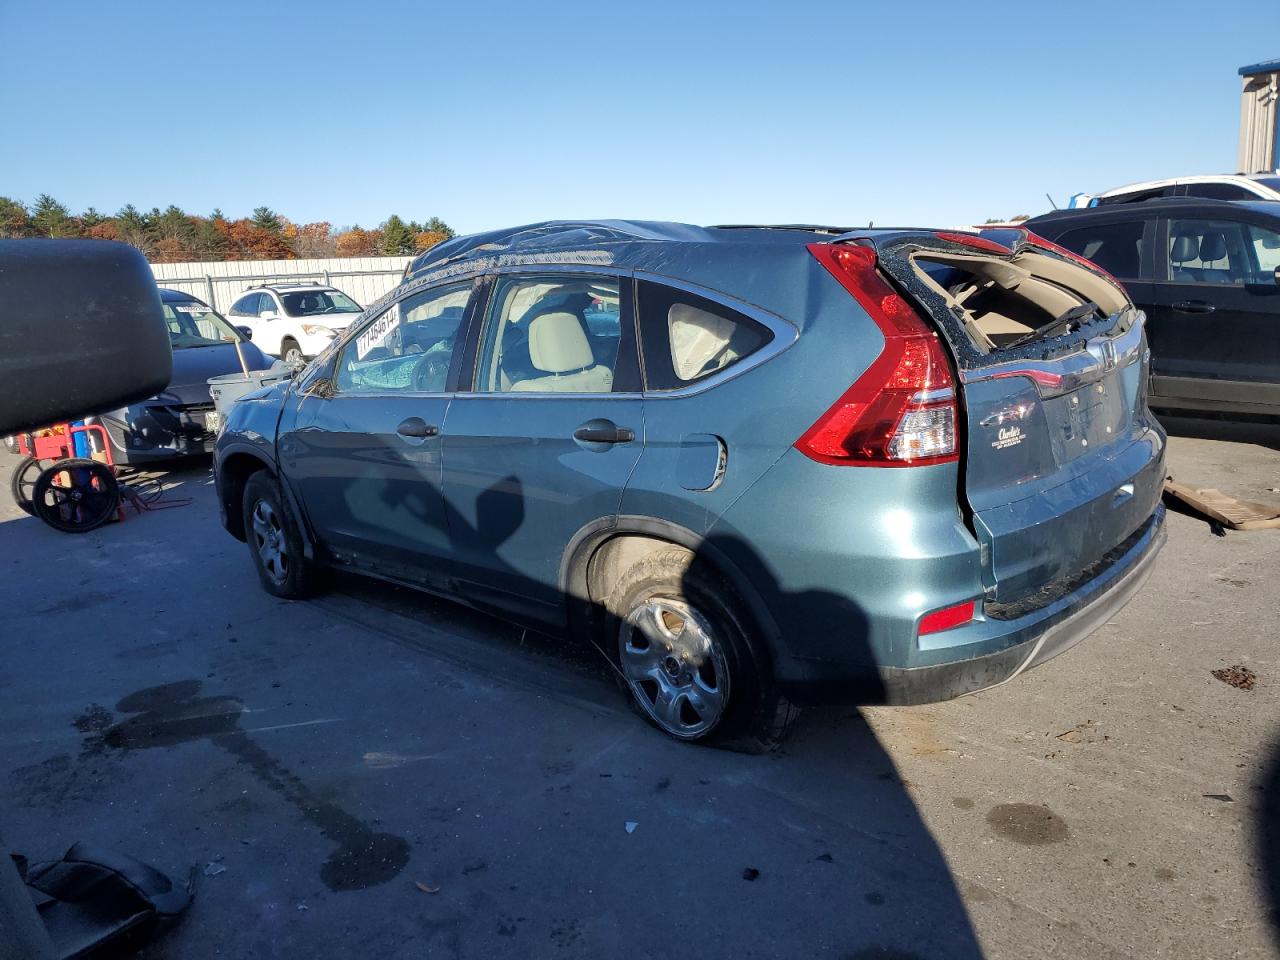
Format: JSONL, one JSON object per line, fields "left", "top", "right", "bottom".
{"left": 149, "top": 256, "right": 414, "bottom": 313}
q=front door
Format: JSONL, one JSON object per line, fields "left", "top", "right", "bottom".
{"left": 280, "top": 280, "right": 477, "bottom": 584}
{"left": 440, "top": 271, "right": 643, "bottom": 615}
{"left": 1147, "top": 216, "right": 1280, "bottom": 411}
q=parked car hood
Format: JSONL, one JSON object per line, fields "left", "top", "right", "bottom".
{"left": 159, "top": 341, "right": 272, "bottom": 405}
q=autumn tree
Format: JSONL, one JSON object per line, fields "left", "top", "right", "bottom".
{"left": 0, "top": 197, "right": 29, "bottom": 237}
{"left": 413, "top": 230, "right": 449, "bottom": 253}
{"left": 334, "top": 226, "right": 382, "bottom": 257}
{"left": 217, "top": 218, "right": 294, "bottom": 261}
{"left": 292, "top": 221, "right": 336, "bottom": 258}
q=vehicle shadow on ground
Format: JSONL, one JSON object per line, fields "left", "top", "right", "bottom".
{"left": 299, "top": 445, "right": 985, "bottom": 958}
{"left": 1262, "top": 738, "right": 1280, "bottom": 954}
{"left": 1156, "top": 411, "right": 1280, "bottom": 451}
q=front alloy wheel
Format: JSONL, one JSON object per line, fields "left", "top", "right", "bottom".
{"left": 250, "top": 498, "right": 289, "bottom": 585}
{"left": 619, "top": 597, "right": 729, "bottom": 739}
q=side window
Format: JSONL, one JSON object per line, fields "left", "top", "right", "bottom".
{"left": 1165, "top": 219, "right": 1252, "bottom": 284}
{"left": 636, "top": 281, "right": 772, "bottom": 391}
{"left": 1052, "top": 221, "right": 1145, "bottom": 279}
{"left": 1182, "top": 183, "right": 1254, "bottom": 201}
{"left": 229, "top": 293, "right": 260, "bottom": 317}
{"left": 258, "top": 294, "right": 278, "bottom": 317}
{"left": 475, "top": 275, "right": 626, "bottom": 394}
{"left": 1245, "top": 223, "right": 1280, "bottom": 279}
{"left": 334, "top": 282, "right": 472, "bottom": 394}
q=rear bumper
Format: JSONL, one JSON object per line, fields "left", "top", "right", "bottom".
{"left": 876, "top": 504, "right": 1166, "bottom": 704}
{"left": 779, "top": 505, "right": 1166, "bottom": 705}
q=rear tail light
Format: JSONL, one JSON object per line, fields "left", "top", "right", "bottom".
{"left": 918, "top": 598, "right": 976, "bottom": 636}
{"left": 799, "top": 243, "right": 958, "bottom": 467}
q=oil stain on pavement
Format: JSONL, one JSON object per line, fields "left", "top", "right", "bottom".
{"left": 985, "top": 802, "right": 1070, "bottom": 845}
{"left": 92, "top": 679, "right": 409, "bottom": 891}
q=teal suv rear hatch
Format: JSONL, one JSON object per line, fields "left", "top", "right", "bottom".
{"left": 712, "top": 228, "right": 1166, "bottom": 704}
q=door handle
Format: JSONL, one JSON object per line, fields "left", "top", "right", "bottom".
{"left": 396, "top": 417, "right": 439, "bottom": 438}
{"left": 1171, "top": 300, "right": 1215, "bottom": 315}
{"left": 573, "top": 421, "right": 635, "bottom": 445}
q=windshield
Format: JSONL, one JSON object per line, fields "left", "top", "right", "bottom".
{"left": 281, "top": 290, "right": 362, "bottom": 317}
{"left": 162, "top": 301, "right": 243, "bottom": 349}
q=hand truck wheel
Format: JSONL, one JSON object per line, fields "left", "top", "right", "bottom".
{"left": 31, "top": 459, "right": 119, "bottom": 533}
{"left": 9, "top": 455, "right": 57, "bottom": 516}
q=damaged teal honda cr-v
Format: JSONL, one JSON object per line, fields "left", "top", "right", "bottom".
{"left": 214, "top": 221, "right": 1166, "bottom": 745}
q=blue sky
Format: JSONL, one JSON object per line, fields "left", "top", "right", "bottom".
{"left": 0, "top": 1, "right": 1270, "bottom": 233}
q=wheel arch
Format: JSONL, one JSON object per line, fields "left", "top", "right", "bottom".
{"left": 560, "top": 515, "right": 783, "bottom": 665}
{"left": 218, "top": 447, "right": 317, "bottom": 559}
{"left": 217, "top": 448, "right": 275, "bottom": 543}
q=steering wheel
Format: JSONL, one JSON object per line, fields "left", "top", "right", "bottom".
{"left": 411, "top": 350, "right": 451, "bottom": 392}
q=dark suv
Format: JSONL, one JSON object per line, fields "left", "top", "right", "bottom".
{"left": 1028, "top": 199, "right": 1280, "bottom": 416}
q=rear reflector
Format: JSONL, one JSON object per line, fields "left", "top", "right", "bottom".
{"left": 799, "top": 243, "right": 959, "bottom": 467}
{"left": 918, "top": 599, "right": 976, "bottom": 636}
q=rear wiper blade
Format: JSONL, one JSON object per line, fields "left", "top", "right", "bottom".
{"left": 1004, "top": 301, "right": 1101, "bottom": 349}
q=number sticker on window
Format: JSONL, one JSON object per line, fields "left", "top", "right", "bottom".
{"left": 356, "top": 303, "right": 400, "bottom": 359}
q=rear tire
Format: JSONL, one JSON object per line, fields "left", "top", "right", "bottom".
{"left": 241, "top": 471, "right": 319, "bottom": 599}
{"left": 604, "top": 547, "right": 797, "bottom": 750}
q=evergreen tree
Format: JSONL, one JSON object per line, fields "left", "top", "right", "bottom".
{"left": 252, "top": 206, "right": 283, "bottom": 233}
{"left": 30, "top": 194, "right": 77, "bottom": 237}
{"left": 425, "top": 216, "right": 456, "bottom": 239}
{"left": 79, "top": 206, "right": 107, "bottom": 228}
{"left": 379, "top": 214, "right": 414, "bottom": 256}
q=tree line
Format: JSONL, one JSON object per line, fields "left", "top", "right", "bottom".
{"left": 0, "top": 194, "right": 456, "bottom": 262}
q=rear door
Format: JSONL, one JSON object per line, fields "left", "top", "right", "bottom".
{"left": 872, "top": 231, "right": 1166, "bottom": 602}
{"left": 279, "top": 279, "right": 478, "bottom": 585}
{"left": 1145, "top": 214, "right": 1280, "bottom": 411}
{"left": 228, "top": 293, "right": 264, "bottom": 339}
{"left": 439, "top": 270, "right": 643, "bottom": 617}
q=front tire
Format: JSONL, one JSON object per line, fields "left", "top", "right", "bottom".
{"left": 241, "top": 471, "right": 319, "bottom": 599}
{"left": 280, "top": 338, "right": 305, "bottom": 365}
{"left": 606, "top": 547, "right": 797, "bottom": 749}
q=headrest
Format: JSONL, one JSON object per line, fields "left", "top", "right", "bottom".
{"left": 1199, "top": 232, "right": 1227, "bottom": 263}
{"left": 1169, "top": 234, "right": 1199, "bottom": 263}
{"left": 527, "top": 312, "right": 593, "bottom": 374}
{"left": 669, "top": 304, "right": 735, "bottom": 380}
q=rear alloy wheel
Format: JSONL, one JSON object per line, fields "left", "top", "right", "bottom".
{"left": 606, "top": 547, "right": 797, "bottom": 749}
{"left": 281, "top": 339, "right": 305, "bottom": 364}
{"left": 241, "top": 471, "right": 320, "bottom": 599}
{"left": 619, "top": 597, "right": 729, "bottom": 738}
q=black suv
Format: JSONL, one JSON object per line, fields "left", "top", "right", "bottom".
{"left": 1028, "top": 199, "right": 1280, "bottom": 416}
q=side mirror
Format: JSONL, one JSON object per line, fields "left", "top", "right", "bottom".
{"left": 0, "top": 240, "right": 172, "bottom": 435}
{"left": 260, "top": 309, "right": 277, "bottom": 320}
{"left": 235, "top": 325, "right": 253, "bottom": 341}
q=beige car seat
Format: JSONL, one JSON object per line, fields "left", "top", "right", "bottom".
{"left": 509, "top": 311, "right": 613, "bottom": 392}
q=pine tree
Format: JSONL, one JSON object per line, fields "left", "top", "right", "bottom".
{"left": 379, "top": 214, "right": 414, "bottom": 256}
{"left": 30, "top": 194, "right": 77, "bottom": 237}
{"left": 425, "top": 216, "right": 456, "bottom": 239}
{"left": 252, "top": 206, "right": 283, "bottom": 233}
